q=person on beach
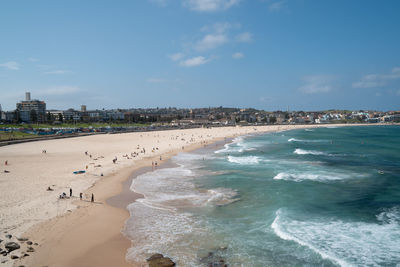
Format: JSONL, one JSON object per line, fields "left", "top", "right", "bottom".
{"left": 70, "top": 188, "right": 72, "bottom": 197}
{"left": 80, "top": 193, "right": 83, "bottom": 200}
{"left": 5, "top": 160, "right": 8, "bottom": 166}
{"left": 91, "top": 193, "right": 94, "bottom": 202}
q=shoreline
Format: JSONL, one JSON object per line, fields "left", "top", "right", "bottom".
{"left": 17, "top": 129, "right": 234, "bottom": 267}
{"left": 1, "top": 124, "right": 393, "bottom": 267}
{"left": 21, "top": 141, "right": 208, "bottom": 267}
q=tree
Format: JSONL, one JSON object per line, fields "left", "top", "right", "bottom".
{"left": 47, "top": 112, "right": 53, "bottom": 123}
{"left": 269, "top": 116, "right": 277, "bottom": 124}
{"left": 58, "top": 113, "right": 63, "bottom": 123}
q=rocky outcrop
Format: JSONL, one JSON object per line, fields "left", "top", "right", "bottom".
{"left": 0, "top": 233, "right": 38, "bottom": 264}
{"left": 199, "top": 248, "right": 229, "bottom": 267}
{"left": 5, "top": 242, "right": 20, "bottom": 252}
{"left": 147, "top": 254, "right": 175, "bottom": 267}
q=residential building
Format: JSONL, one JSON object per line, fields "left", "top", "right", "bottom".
{"left": 16, "top": 92, "right": 46, "bottom": 122}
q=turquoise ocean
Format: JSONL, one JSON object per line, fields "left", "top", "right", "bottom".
{"left": 125, "top": 126, "right": 400, "bottom": 267}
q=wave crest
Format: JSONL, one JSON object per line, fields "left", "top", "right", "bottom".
{"left": 228, "top": 156, "right": 261, "bottom": 165}
{"left": 294, "top": 149, "right": 326, "bottom": 155}
{"left": 271, "top": 208, "right": 400, "bottom": 266}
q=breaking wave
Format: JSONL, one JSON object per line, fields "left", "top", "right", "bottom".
{"left": 227, "top": 156, "right": 261, "bottom": 165}
{"left": 271, "top": 208, "right": 400, "bottom": 267}
{"left": 294, "top": 149, "right": 327, "bottom": 156}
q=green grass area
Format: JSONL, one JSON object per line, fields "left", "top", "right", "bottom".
{"left": 0, "top": 131, "right": 39, "bottom": 141}
{"left": 0, "top": 122, "right": 151, "bottom": 129}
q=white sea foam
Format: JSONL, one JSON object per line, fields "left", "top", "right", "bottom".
{"left": 376, "top": 206, "right": 400, "bottom": 224}
{"left": 206, "top": 188, "right": 240, "bottom": 206}
{"left": 273, "top": 172, "right": 344, "bottom": 182}
{"left": 227, "top": 155, "right": 261, "bottom": 165}
{"left": 215, "top": 136, "right": 261, "bottom": 154}
{"left": 214, "top": 143, "right": 232, "bottom": 154}
{"left": 294, "top": 148, "right": 326, "bottom": 155}
{"left": 305, "top": 129, "right": 314, "bottom": 132}
{"left": 215, "top": 136, "right": 244, "bottom": 154}
{"left": 126, "top": 152, "right": 240, "bottom": 265}
{"left": 271, "top": 209, "right": 400, "bottom": 267}
{"left": 125, "top": 202, "right": 200, "bottom": 264}
{"left": 273, "top": 170, "right": 367, "bottom": 182}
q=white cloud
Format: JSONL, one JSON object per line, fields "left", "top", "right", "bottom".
{"left": 195, "top": 22, "right": 232, "bottom": 51}
{"left": 235, "top": 32, "right": 253, "bottom": 43}
{"left": 195, "top": 34, "right": 228, "bottom": 51}
{"left": 183, "top": 0, "right": 240, "bottom": 12}
{"left": 44, "top": 70, "right": 72, "bottom": 75}
{"left": 215, "top": 22, "right": 231, "bottom": 33}
{"left": 38, "top": 86, "right": 81, "bottom": 96}
{"left": 168, "top": 53, "right": 185, "bottom": 62}
{"left": 268, "top": 0, "right": 286, "bottom": 11}
{"left": 180, "top": 56, "right": 210, "bottom": 67}
{"left": 28, "top": 57, "right": 39, "bottom": 62}
{"left": 352, "top": 67, "right": 400, "bottom": 88}
{"left": 232, "top": 52, "right": 244, "bottom": 59}
{"left": 0, "top": 61, "right": 19, "bottom": 70}
{"left": 298, "top": 75, "right": 332, "bottom": 94}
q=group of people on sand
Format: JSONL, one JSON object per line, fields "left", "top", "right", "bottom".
{"left": 55, "top": 187, "right": 95, "bottom": 202}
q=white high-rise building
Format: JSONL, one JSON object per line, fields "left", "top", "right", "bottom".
{"left": 16, "top": 92, "right": 46, "bottom": 122}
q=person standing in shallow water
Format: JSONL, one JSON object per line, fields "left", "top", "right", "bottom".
{"left": 91, "top": 193, "right": 94, "bottom": 202}
{"left": 70, "top": 188, "right": 72, "bottom": 197}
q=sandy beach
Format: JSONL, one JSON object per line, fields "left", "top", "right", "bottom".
{"left": 0, "top": 124, "right": 372, "bottom": 266}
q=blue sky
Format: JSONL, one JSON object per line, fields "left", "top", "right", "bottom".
{"left": 1, "top": 0, "right": 399, "bottom": 111}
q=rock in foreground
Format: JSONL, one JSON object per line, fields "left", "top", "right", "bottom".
{"left": 5, "top": 242, "right": 20, "bottom": 252}
{"left": 147, "top": 254, "right": 175, "bottom": 267}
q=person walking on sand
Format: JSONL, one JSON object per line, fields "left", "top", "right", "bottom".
{"left": 91, "top": 193, "right": 94, "bottom": 202}
{"left": 80, "top": 193, "right": 83, "bottom": 200}
{"left": 5, "top": 160, "right": 8, "bottom": 166}
{"left": 70, "top": 188, "right": 72, "bottom": 197}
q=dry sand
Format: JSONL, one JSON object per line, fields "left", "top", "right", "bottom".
{"left": 0, "top": 124, "right": 364, "bottom": 266}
